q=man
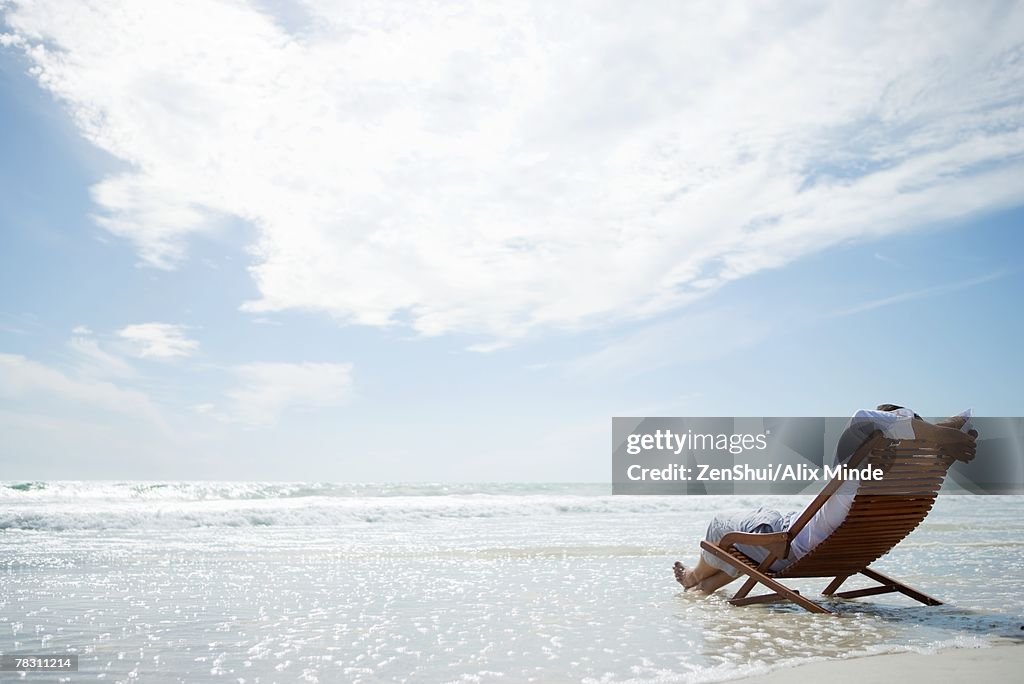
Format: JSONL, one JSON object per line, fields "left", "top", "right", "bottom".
{"left": 673, "top": 406, "right": 978, "bottom": 594}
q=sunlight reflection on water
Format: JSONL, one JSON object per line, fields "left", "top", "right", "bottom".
{"left": 1, "top": 490, "right": 1022, "bottom": 683}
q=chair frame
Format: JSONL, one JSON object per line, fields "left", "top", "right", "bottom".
{"left": 698, "top": 430, "right": 953, "bottom": 614}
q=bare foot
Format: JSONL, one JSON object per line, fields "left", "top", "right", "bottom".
{"left": 673, "top": 561, "right": 697, "bottom": 589}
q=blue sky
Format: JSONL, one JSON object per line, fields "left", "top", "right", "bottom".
{"left": 1, "top": 1, "right": 1023, "bottom": 480}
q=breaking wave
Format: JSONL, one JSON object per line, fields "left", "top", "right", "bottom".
{"left": 0, "top": 481, "right": 750, "bottom": 530}
{"left": 1, "top": 480, "right": 606, "bottom": 501}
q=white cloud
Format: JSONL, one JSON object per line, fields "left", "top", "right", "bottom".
{"left": 211, "top": 362, "right": 354, "bottom": 426}
{"left": 566, "top": 306, "right": 776, "bottom": 380}
{"left": 872, "top": 253, "right": 904, "bottom": 268}
{"left": 4, "top": 1, "right": 1024, "bottom": 343}
{"left": 0, "top": 352, "right": 162, "bottom": 425}
{"left": 68, "top": 334, "right": 136, "bottom": 378}
{"left": 831, "top": 270, "right": 1010, "bottom": 317}
{"left": 117, "top": 323, "right": 199, "bottom": 359}
{"left": 71, "top": 324, "right": 93, "bottom": 335}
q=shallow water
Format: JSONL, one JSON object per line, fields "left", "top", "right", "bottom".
{"left": 1, "top": 483, "right": 1022, "bottom": 683}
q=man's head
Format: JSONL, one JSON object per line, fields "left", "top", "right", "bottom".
{"left": 876, "top": 403, "right": 922, "bottom": 420}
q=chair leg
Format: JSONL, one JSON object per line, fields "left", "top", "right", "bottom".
{"left": 861, "top": 567, "right": 942, "bottom": 606}
{"left": 700, "top": 541, "right": 832, "bottom": 614}
{"left": 731, "top": 590, "right": 801, "bottom": 606}
{"left": 732, "top": 576, "right": 758, "bottom": 600}
{"left": 822, "top": 574, "right": 850, "bottom": 596}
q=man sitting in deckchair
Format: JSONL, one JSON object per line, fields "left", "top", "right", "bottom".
{"left": 673, "top": 405, "right": 978, "bottom": 594}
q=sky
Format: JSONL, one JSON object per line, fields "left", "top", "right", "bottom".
{"left": 1, "top": 0, "right": 1023, "bottom": 481}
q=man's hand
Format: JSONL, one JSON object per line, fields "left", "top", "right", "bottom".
{"left": 935, "top": 415, "right": 980, "bottom": 441}
{"left": 939, "top": 427, "right": 977, "bottom": 462}
{"left": 936, "top": 416, "right": 968, "bottom": 430}
{"left": 914, "top": 420, "right": 978, "bottom": 462}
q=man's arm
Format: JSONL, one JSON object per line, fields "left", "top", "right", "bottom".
{"left": 934, "top": 414, "right": 980, "bottom": 437}
{"left": 910, "top": 418, "right": 978, "bottom": 462}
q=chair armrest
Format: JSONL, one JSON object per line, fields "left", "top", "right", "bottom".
{"left": 719, "top": 531, "right": 790, "bottom": 561}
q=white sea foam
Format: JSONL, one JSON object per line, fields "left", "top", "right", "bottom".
{"left": 2, "top": 483, "right": 1018, "bottom": 533}
{"left": 0, "top": 481, "right": 807, "bottom": 530}
{"left": 1, "top": 480, "right": 607, "bottom": 501}
{"left": 0, "top": 493, "right": 710, "bottom": 530}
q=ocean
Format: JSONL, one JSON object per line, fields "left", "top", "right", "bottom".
{"left": 1, "top": 482, "right": 1022, "bottom": 683}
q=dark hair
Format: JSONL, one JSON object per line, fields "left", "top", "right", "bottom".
{"left": 876, "top": 403, "right": 922, "bottom": 420}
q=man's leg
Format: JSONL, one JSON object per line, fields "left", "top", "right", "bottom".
{"left": 673, "top": 555, "right": 732, "bottom": 589}
{"left": 676, "top": 510, "right": 777, "bottom": 593}
{"left": 693, "top": 570, "right": 739, "bottom": 593}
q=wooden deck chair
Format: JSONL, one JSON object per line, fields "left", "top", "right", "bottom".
{"left": 699, "top": 430, "right": 955, "bottom": 614}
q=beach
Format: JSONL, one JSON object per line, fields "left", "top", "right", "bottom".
{"left": 2, "top": 482, "right": 1022, "bottom": 683}
{"left": 739, "top": 642, "right": 1024, "bottom": 684}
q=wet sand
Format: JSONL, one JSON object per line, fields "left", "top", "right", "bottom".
{"left": 739, "top": 642, "right": 1024, "bottom": 683}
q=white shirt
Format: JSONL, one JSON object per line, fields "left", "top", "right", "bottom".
{"left": 788, "top": 408, "right": 916, "bottom": 560}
